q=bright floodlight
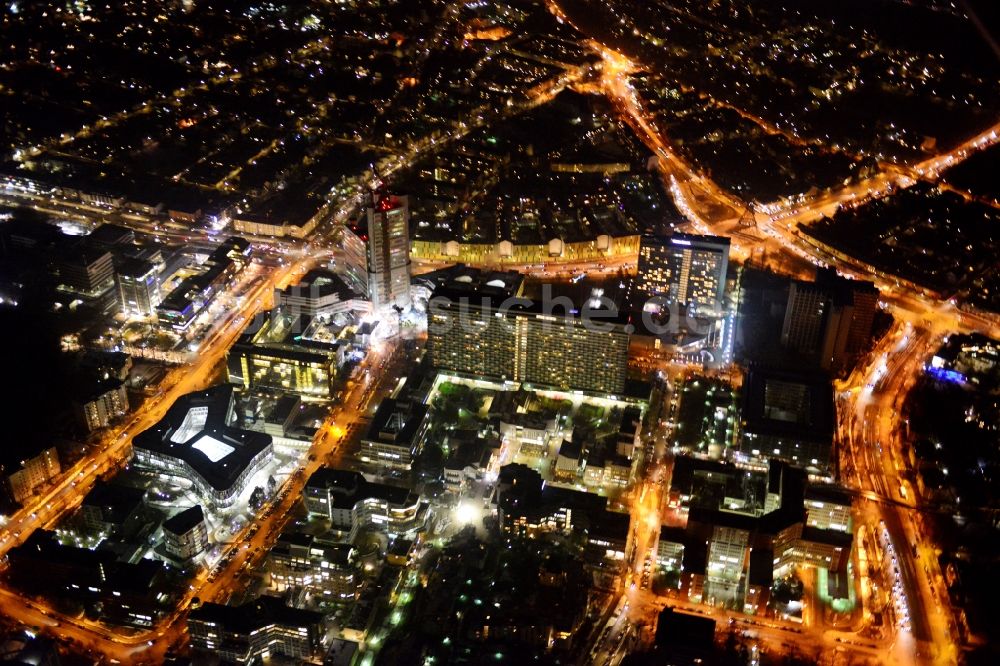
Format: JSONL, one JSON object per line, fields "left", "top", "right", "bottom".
{"left": 454, "top": 501, "right": 481, "bottom": 526}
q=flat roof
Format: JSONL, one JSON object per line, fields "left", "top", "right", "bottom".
{"left": 190, "top": 596, "right": 323, "bottom": 635}
{"left": 163, "top": 505, "right": 205, "bottom": 536}
{"left": 741, "top": 366, "right": 835, "bottom": 440}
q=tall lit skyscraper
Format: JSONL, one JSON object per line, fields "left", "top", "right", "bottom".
{"left": 637, "top": 233, "right": 730, "bottom": 312}
{"left": 366, "top": 192, "right": 411, "bottom": 312}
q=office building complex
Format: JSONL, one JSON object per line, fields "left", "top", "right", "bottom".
{"left": 228, "top": 309, "right": 348, "bottom": 399}
{"left": 116, "top": 257, "right": 161, "bottom": 316}
{"left": 637, "top": 233, "right": 730, "bottom": 311}
{"left": 304, "top": 468, "right": 427, "bottom": 541}
{"left": 816, "top": 269, "right": 879, "bottom": 371}
{"left": 157, "top": 237, "right": 251, "bottom": 332}
{"left": 365, "top": 192, "right": 411, "bottom": 312}
{"left": 162, "top": 505, "right": 209, "bottom": 563}
{"left": 361, "top": 398, "right": 428, "bottom": 470}
{"left": 267, "top": 531, "right": 357, "bottom": 600}
{"left": 737, "top": 367, "right": 836, "bottom": 473}
{"left": 188, "top": 596, "right": 327, "bottom": 663}
{"left": 661, "top": 457, "right": 854, "bottom": 612}
{"left": 804, "top": 485, "right": 853, "bottom": 533}
{"left": 427, "top": 270, "right": 631, "bottom": 394}
{"left": 781, "top": 280, "right": 829, "bottom": 353}
{"left": 274, "top": 268, "right": 368, "bottom": 319}
{"left": 782, "top": 268, "right": 878, "bottom": 370}
{"left": 132, "top": 385, "right": 274, "bottom": 511}
{"left": 53, "top": 239, "right": 116, "bottom": 299}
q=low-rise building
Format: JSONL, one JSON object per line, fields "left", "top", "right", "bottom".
{"left": 78, "top": 480, "right": 146, "bottom": 539}
{"left": 361, "top": 398, "right": 428, "bottom": 471}
{"left": 188, "top": 596, "right": 327, "bottom": 662}
{"left": 162, "top": 505, "right": 209, "bottom": 564}
{"left": 497, "top": 464, "right": 631, "bottom": 565}
{"left": 7, "top": 531, "right": 167, "bottom": 627}
{"left": 304, "top": 468, "right": 427, "bottom": 541}
{"left": 267, "top": 531, "right": 357, "bottom": 601}
{"left": 157, "top": 237, "right": 251, "bottom": 332}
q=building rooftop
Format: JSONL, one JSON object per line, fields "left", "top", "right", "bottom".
{"left": 804, "top": 484, "right": 854, "bottom": 507}
{"left": 163, "top": 505, "right": 205, "bottom": 536}
{"left": 115, "top": 257, "right": 157, "bottom": 279}
{"left": 80, "top": 480, "right": 145, "bottom": 527}
{"left": 365, "top": 398, "right": 427, "bottom": 449}
{"left": 741, "top": 366, "right": 835, "bottom": 441}
{"left": 279, "top": 267, "right": 362, "bottom": 302}
{"left": 306, "top": 468, "right": 418, "bottom": 510}
{"left": 87, "top": 223, "right": 135, "bottom": 248}
{"left": 189, "top": 596, "right": 324, "bottom": 635}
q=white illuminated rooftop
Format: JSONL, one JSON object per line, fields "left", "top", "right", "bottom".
{"left": 191, "top": 434, "right": 235, "bottom": 462}
{"left": 170, "top": 406, "right": 209, "bottom": 443}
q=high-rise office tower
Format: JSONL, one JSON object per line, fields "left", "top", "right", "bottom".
{"left": 782, "top": 269, "right": 878, "bottom": 370}
{"left": 637, "top": 233, "right": 730, "bottom": 311}
{"left": 116, "top": 258, "right": 161, "bottom": 316}
{"left": 366, "top": 192, "right": 411, "bottom": 312}
{"left": 816, "top": 269, "right": 878, "bottom": 371}
{"left": 781, "top": 280, "right": 829, "bottom": 353}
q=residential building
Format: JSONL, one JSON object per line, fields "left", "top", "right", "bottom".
{"left": 267, "top": 531, "right": 357, "bottom": 600}
{"left": 75, "top": 379, "right": 129, "bottom": 433}
{"left": 2, "top": 446, "right": 60, "bottom": 505}
{"left": 427, "top": 271, "right": 631, "bottom": 394}
{"left": 496, "top": 464, "right": 631, "bottom": 564}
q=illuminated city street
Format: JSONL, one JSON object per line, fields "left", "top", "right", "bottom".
{"left": 0, "top": 1, "right": 997, "bottom": 664}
